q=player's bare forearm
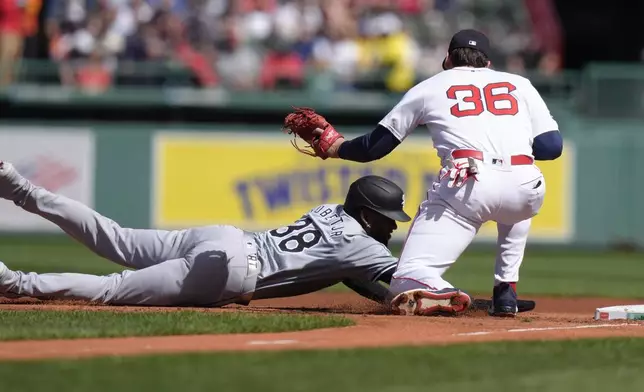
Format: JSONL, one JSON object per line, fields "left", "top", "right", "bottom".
{"left": 343, "top": 278, "right": 393, "bottom": 305}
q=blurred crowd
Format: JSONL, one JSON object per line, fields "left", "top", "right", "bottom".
{"left": 0, "top": 0, "right": 41, "bottom": 86}
{"left": 0, "top": 0, "right": 562, "bottom": 93}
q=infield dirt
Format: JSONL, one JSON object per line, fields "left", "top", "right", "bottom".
{"left": 0, "top": 292, "right": 643, "bottom": 361}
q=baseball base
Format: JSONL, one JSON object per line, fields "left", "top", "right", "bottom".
{"left": 594, "top": 305, "right": 644, "bottom": 321}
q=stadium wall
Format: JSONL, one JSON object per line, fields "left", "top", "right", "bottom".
{"left": 0, "top": 113, "right": 640, "bottom": 249}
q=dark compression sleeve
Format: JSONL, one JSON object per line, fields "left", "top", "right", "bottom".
{"left": 337, "top": 125, "right": 401, "bottom": 162}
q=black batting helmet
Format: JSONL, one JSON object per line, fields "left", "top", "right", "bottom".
{"left": 344, "top": 175, "right": 411, "bottom": 222}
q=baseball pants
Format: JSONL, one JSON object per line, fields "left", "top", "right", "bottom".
{"left": 1, "top": 186, "right": 259, "bottom": 306}
{"left": 390, "top": 160, "right": 545, "bottom": 295}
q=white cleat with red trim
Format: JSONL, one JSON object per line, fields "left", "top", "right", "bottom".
{"left": 391, "top": 288, "right": 472, "bottom": 316}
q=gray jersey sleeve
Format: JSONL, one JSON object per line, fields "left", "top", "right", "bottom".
{"left": 337, "top": 233, "right": 398, "bottom": 282}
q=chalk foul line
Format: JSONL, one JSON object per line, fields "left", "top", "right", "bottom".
{"left": 246, "top": 340, "right": 299, "bottom": 346}
{"left": 454, "top": 323, "right": 640, "bottom": 337}
{"left": 245, "top": 325, "right": 640, "bottom": 345}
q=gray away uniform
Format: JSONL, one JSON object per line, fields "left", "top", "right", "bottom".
{"left": 0, "top": 186, "right": 398, "bottom": 306}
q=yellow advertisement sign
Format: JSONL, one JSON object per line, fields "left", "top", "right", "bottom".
{"left": 153, "top": 132, "right": 574, "bottom": 242}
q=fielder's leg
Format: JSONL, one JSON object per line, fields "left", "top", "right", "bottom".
{"left": 390, "top": 200, "right": 481, "bottom": 316}
{"left": 489, "top": 219, "right": 531, "bottom": 317}
{"left": 494, "top": 219, "right": 531, "bottom": 285}
{"left": 0, "top": 162, "right": 186, "bottom": 269}
{"left": 487, "top": 167, "right": 545, "bottom": 317}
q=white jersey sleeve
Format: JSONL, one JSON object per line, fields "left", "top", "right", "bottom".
{"left": 378, "top": 84, "right": 428, "bottom": 142}
{"left": 523, "top": 79, "right": 559, "bottom": 138}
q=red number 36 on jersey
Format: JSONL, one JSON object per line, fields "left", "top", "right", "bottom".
{"left": 446, "top": 82, "right": 519, "bottom": 117}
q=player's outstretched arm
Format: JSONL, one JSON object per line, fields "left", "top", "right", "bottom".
{"left": 281, "top": 111, "right": 402, "bottom": 162}
{"left": 283, "top": 85, "right": 424, "bottom": 161}
{"left": 324, "top": 85, "right": 426, "bottom": 161}
{"left": 330, "top": 125, "right": 401, "bottom": 162}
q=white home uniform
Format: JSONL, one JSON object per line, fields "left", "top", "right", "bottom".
{"left": 379, "top": 66, "right": 557, "bottom": 295}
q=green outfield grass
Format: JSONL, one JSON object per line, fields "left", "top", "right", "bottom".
{"left": 0, "top": 310, "right": 353, "bottom": 341}
{"left": 443, "top": 247, "right": 644, "bottom": 298}
{"left": 1, "top": 338, "right": 643, "bottom": 391}
{"left": 0, "top": 235, "right": 642, "bottom": 298}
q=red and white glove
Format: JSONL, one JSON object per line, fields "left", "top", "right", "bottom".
{"left": 282, "top": 107, "right": 344, "bottom": 159}
{"left": 439, "top": 157, "right": 479, "bottom": 188}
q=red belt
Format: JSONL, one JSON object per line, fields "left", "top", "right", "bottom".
{"left": 451, "top": 149, "right": 534, "bottom": 165}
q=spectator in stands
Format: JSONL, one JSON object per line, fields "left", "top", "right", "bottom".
{"left": 21, "top": 0, "right": 43, "bottom": 59}
{"left": 235, "top": 0, "right": 275, "bottom": 45}
{"left": 46, "top": 1, "right": 133, "bottom": 86}
{"left": 397, "top": 0, "right": 428, "bottom": 15}
{"left": 53, "top": 13, "right": 106, "bottom": 86}
{"left": 308, "top": 1, "right": 361, "bottom": 91}
{"left": 259, "top": 38, "right": 304, "bottom": 90}
{"left": 357, "top": 6, "right": 418, "bottom": 92}
{"left": 76, "top": 48, "right": 112, "bottom": 93}
{"left": 156, "top": 10, "right": 218, "bottom": 87}
{"left": 33, "top": 0, "right": 556, "bottom": 93}
{"left": 537, "top": 51, "right": 561, "bottom": 77}
{"left": 147, "top": 0, "right": 189, "bottom": 17}
{"left": 505, "top": 53, "right": 527, "bottom": 75}
{"left": 310, "top": 27, "right": 360, "bottom": 91}
{"left": 273, "top": 0, "right": 323, "bottom": 45}
{"left": 215, "top": 12, "right": 263, "bottom": 90}
{"left": 0, "top": 0, "right": 29, "bottom": 86}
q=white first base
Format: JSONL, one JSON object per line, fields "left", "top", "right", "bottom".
{"left": 594, "top": 305, "right": 644, "bottom": 321}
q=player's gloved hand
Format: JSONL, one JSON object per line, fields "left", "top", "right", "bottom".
{"left": 282, "top": 107, "right": 344, "bottom": 159}
{"left": 439, "top": 157, "right": 479, "bottom": 188}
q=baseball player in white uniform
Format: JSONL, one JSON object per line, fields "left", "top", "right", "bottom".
{"left": 291, "top": 29, "right": 563, "bottom": 317}
{"left": 0, "top": 162, "right": 411, "bottom": 307}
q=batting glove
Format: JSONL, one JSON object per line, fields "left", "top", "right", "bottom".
{"left": 439, "top": 157, "right": 479, "bottom": 188}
